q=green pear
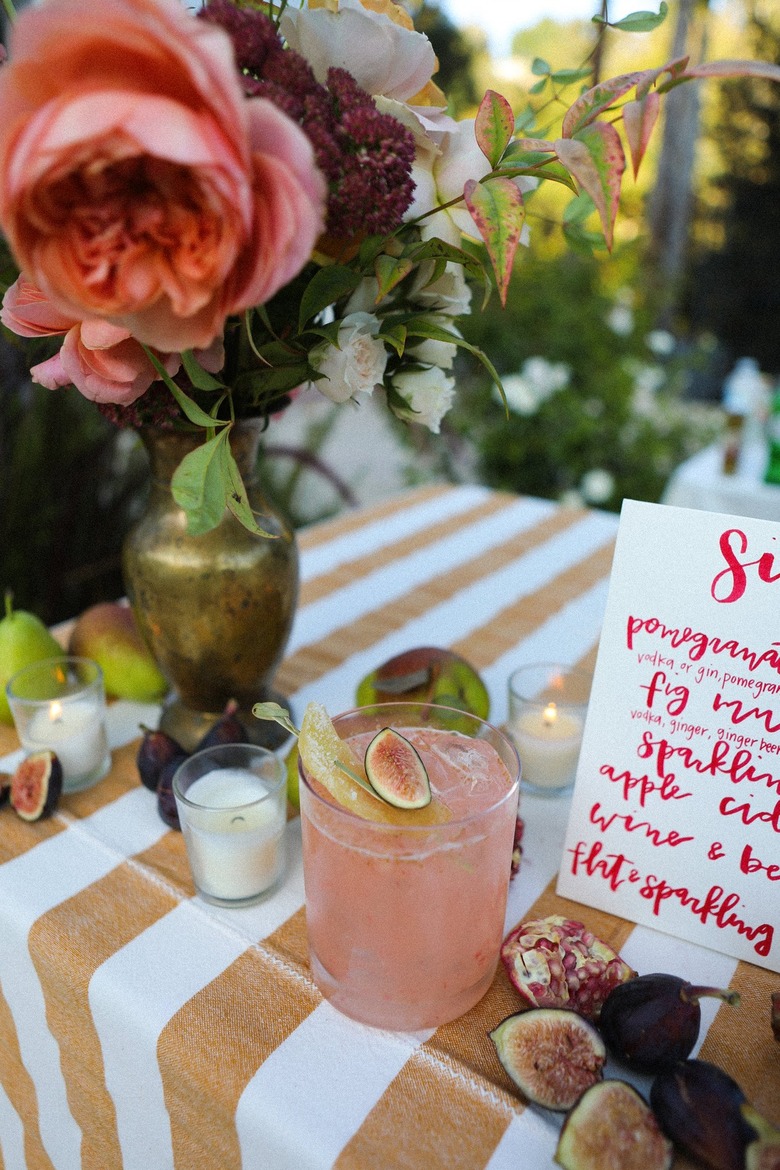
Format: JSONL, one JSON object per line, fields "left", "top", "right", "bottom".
{"left": 68, "top": 602, "right": 168, "bottom": 703}
{"left": 0, "top": 591, "right": 65, "bottom": 724}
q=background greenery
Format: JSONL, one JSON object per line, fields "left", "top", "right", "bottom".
{"left": 1, "top": 0, "right": 778, "bottom": 623}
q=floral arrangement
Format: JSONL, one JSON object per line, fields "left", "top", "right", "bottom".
{"left": 0, "top": 0, "right": 777, "bottom": 535}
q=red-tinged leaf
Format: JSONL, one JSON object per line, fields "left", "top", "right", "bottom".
{"left": 511, "top": 136, "right": 557, "bottom": 154}
{"left": 636, "top": 56, "right": 689, "bottom": 98}
{"left": 675, "top": 58, "right": 780, "bottom": 83}
{"left": 623, "top": 92, "right": 660, "bottom": 177}
{"left": 464, "top": 177, "right": 525, "bottom": 306}
{"left": 562, "top": 72, "right": 645, "bottom": 137}
{"left": 555, "top": 123, "right": 625, "bottom": 250}
{"left": 475, "top": 90, "right": 515, "bottom": 168}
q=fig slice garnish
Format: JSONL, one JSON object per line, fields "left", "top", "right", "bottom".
{"left": 364, "top": 728, "right": 431, "bottom": 809}
{"left": 489, "top": 1007, "right": 605, "bottom": 1112}
{"left": 555, "top": 1080, "right": 673, "bottom": 1170}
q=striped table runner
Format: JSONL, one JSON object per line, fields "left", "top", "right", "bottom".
{"left": 0, "top": 484, "right": 777, "bottom": 1170}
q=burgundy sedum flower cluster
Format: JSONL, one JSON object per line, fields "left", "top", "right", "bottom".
{"left": 199, "top": 0, "right": 416, "bottom": 239}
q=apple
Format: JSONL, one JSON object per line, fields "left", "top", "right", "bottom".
{"left": 69, "top": 602, "right": 168, "bottom": 702}
{"left": 355, "top": 646, "right": 490, "bottom": 719}
{"left": 0, "top": 591, "right": 64, "bottom": 724}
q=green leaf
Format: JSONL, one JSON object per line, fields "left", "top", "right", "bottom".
{"left": 531, "top": 57, "right": 551, "bottom": 76}
{"left": 463, "top": 176, "right": 525, "bottom": 306}
{"left": 298, "top": 265, "right": 361, "bottom": 329}
{"left": 563, "top": 191, "right": 596, "bottom": 224}
{"left": 475, "top": 89, "right": 515, "bottom": 168}
{"left": 378, "top": 322, "right": 407, "bottom": 357}
{"left": 594, "top": 2, "right": 668, "bottom": 32}
{"left": 171, "top": 431, "right": 231, "bottom": 536}
{"left": 549, "top": 67, "right": 593, "bottom": 85}
{"left": 374, "top": 254, "right": 414, "bottom": 300}
{"left": 221, "top": 439, "right": 277, "bottom": 537}
{"left": 251, "top": 702, "right": 299, "bottom": 738}
{"left": 145, "top": 348, "right": 225, "bottom": 427}
{"left": 233, "top": 362, "right": 311, "bottom": 396}
{"left": 529, "top": 79, "right": 548, "bottom": 95}
{"left": 180, "top": 350, "right": 226, "bottom": 392}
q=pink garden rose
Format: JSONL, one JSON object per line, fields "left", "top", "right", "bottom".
{"left": 2, "top": 274, "right": 181, "bottom": 404}
{"left": 0, "top": 0, "right": 326, "bottom": 354}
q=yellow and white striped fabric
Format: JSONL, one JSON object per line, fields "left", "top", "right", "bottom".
{"left": 1, "top": 485, "right": 777, "bottom": 1170}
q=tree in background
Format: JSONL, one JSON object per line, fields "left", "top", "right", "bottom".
{"left": 685, "top": 9, "right": 780, "bottom": 376}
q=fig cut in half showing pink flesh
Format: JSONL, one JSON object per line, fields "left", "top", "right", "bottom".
{"left": 364, "top": 728, "right": 431, "bottom": 809}
{"left": 501, "top": 914, "right": 635, "bottom": 1020}
{"left": 490, "top": 1007, "right": 605, "bottom": 1112}
{"left": 556, "top": 1080, "right": 673, "bottom": 1170}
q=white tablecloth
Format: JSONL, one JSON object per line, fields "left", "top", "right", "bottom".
{"left": 662, "top": 439, "right": 780, "bottom": 521}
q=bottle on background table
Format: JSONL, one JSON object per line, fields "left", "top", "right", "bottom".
{"left": 764, "top": 378, "right": 780, "bottom": 485}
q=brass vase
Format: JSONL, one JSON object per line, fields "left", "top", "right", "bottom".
{"left": 122, "top": 419, "right": 298, "bottom": 751}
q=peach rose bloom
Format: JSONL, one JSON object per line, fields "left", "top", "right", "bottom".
{"left": 2, "top": 273, "right": 181, "bottom": 404}
{"left": 0, "top": 0, "right": 327, "bottom": 354}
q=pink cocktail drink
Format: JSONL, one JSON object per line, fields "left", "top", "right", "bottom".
{"left": 299, "top": 703, "right": 521, "bottom": 1030}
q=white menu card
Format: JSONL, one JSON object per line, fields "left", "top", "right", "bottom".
{"left": 558, "top": 499, "right": 780, "bottom": 973}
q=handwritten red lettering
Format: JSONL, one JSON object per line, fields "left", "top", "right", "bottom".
{"left": 719, "top": 795, "right": 780, "bottom": 833}
{"left": 642, "top": 670, "right": 689, "bottom": 716}
{"left": 589, "top": 801, "right": 693, "bottom": 847}
{"left": 711, "top": 528, "right": 780, "bottom": 604}
{"left": 599, "top": 762, "right": 691, "bottom": 807}
{"left": 638, "top": 732, "right": 777, "bottom": 793}
{"left": 740, "top": 843, "right": 780, "bottom": 881}
{"left": 639, "top": 877, "right": 774, "bottom": 956}
{"left": 712, "top": 691, "right": 780, "bottom": 735}
{"left": 708, "top": 841, "right": 726, "bottom": 860}
{"left": 567, "top": 840, "right": 638, "bottom": 891}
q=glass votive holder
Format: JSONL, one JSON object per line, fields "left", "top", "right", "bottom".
{"left": 508, "top": 662, "right": 591, "bottom": 795}
{"left": 6, "top": 656, "right": 111, "bottom": 793}
{"left": 173, "top": 743, "right": 287, "bottom": 908}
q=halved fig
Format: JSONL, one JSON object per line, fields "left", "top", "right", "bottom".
{"left": 501, "top": 915, "right": 635, "bottom": 1019}
{"left": 364, "top": 728, "right": 431, "bottom": 809}
{"left": 555, "top": 1080, "right": 673, "bottom": 1170}
{"left": 489, "top": 1007, "right": 605, "bottom": 1111}
{"left": 11, "top": 751, "right": 63, "bottom": 821}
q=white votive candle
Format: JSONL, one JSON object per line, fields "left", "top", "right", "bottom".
{"left": 511, "top": 701, "right": 584, "bottom": 791}
{"left": 178, "top": 767, "right": 286, "bottom": 903}
{"left": 24, "top": 697, "right": 109, "bottom": 785}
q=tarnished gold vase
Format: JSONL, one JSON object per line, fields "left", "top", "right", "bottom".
{"left": 122, "top": 419, "right": 298, "bottom": 751}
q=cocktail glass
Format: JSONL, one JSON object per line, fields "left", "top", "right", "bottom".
{"left": 298, "top": 702, "right": 520, "bottom": 1030}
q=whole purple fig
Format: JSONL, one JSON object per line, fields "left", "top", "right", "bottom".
{"left": 599, "top": 972, "right": 739, "bottom": 1073}
{"left": 650, "top": 1060, "right": 759, "bottom": 1170}
{"left": 195, "top": 699, "right": 248, "bottom": 752}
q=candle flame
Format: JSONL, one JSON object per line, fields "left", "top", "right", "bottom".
{"left": 542, "top": 702, "right": 558, "bottom": 727}
{"left": 49, "top": 700, "right": 63, "bottom": 723}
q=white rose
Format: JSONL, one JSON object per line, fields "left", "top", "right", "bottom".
{"left": 410, "top": 263, "right": 472, "bottom": 318}
{"left": 280, "top": 0, "right": 436, "bottom": 101}
{"left": 309, "top": 312, "right": 387, "bottom": 403}
{"left": 391, "top": 365, "right": 455, "bottom": 433}
{"left": 404, "top": 119, "right": 537, "bottom": 245}
{"left": 412, "top": 335, "right": 458, "bottom": 370}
